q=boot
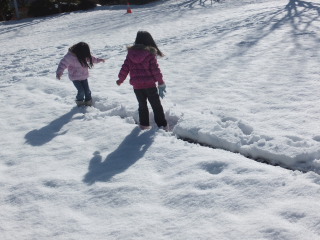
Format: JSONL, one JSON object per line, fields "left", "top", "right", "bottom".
{"left": 139, "top": 125, "right": 151, "bottom": 130}
{"left": 84, "top": 99, "right": 93, "bottom": 106}
{"left": 76, "top": 100, "right": 84, "bottom": 107}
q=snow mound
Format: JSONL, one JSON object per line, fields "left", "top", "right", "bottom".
{"left": 173, "top": 113, "right": 320, "bottom": 173}
{"left": 77, "top": 97, "right": 320, "bottom": 174}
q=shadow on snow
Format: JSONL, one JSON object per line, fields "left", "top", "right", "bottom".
{"left": 24, "top": 107, "right": 80, "bottom": 146}
{"left": 177, "top": 0, "right": 222, "bottom": 8}
{"left": 233, "top": 0, "right": 320, "bottom": 57}
{"left": 83, "top": 127, "right": 155, "bottom": 185}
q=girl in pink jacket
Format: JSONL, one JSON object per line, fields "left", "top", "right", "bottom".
{"left": 117, "top": 31, "right": 168, "bottom": 130}
{"left": 56, "top": 42, "right": 105, "bottom": 106}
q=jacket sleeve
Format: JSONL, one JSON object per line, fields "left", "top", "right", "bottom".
{"left": 118, "top": 56, "right": 130, "bottom": 83}
{"left": 56, "top": 55, "right": 70, "bottom": 79}
{"left": 92, "top": 55, "right": 104, "bottom": 64}
{"left": 149, "top": 55, "right": 165, "bottom": 85}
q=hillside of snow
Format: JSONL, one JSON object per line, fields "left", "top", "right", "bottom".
{"left": 1, "top": 0, "right": 320, "bottom": 239}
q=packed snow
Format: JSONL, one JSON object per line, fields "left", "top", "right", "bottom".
{"left": 1, "top": 0, "right": 320, "bottom": 239}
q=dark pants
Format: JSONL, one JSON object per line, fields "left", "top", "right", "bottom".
{"left": 134, "top": 87, "right": 167, "bottom": 127}
{"left": 72, "top": 79, "right": 91, "bottom": 102}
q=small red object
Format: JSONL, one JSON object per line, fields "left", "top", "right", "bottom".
{"left": 127, "top": 2, "right": 132, "bottom": 13}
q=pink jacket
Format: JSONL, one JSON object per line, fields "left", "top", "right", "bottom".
{"left": 118, "top": 45, "right": 165, "bottom": 89}
{"left": 56, "top": 51, "right": 104, "bottom": 81}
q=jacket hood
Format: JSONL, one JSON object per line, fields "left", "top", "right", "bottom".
{"left": 127, "top": 44, "right": 157, "bottom": 63}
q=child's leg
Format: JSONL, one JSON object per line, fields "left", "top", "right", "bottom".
{"left": 134, "top": 89, "right": 149, "bottom": 126}
{"left": 80, "top": 79, "right": 92, "bottom": 102}
{"left": 72, "top": 80, "right": 85, "bottom": 101}
{"left": 146, "top": 87, "right": 167, "bottom": 127}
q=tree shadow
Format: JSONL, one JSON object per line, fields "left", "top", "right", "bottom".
{"left": 271, "top": 0, "right": 320, "bottom": 39}
{"left": 0, "top": 13, "right": 70, "bottom": 35}
{"left": 160, "top": 0, "right": 320, "bottom": 58}
{"left": 83, "top": 127, "right": 155, "bottom": 185}
{"left": 232, "top": 0, "right": 320, "bottom": 57}
{"left": 175, "top": 0, "right": 222, "bottom": 9}
{"left": 24, "top": 107, "right": 80, "bottom": 146}
{"left": 284, "top": 0, "right": 320, "bottom": 41}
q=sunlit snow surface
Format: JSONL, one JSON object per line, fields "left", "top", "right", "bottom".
{"left": 1, "top": 0, "right": 320, "bottom": 239}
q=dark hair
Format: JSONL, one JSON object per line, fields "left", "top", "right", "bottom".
{"left": 69, "top": 42, "right": 93, "bottom": 68}
{"left": 134, "top": 31, "right": 164, "bottom": 57}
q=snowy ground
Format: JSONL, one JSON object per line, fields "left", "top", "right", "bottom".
{"left": 1, "top": 0, "right": 320, "bottom": 239}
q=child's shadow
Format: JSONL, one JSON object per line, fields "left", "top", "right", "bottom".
{"left": 83, "top": 127, "right": 155, "bottom": 185}
{"left": 24, "top": 107, "right": 80, "bottom": 146}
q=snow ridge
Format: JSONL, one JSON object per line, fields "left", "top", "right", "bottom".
{"left": 89, "top": 99, "right": 320, "bottom": 174}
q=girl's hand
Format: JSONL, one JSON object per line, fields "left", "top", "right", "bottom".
{"left": 158, "top": 84, "right": 166, "bottom": 98}
{"left": 116, "top": 80, "right": 122, "bottom": 86}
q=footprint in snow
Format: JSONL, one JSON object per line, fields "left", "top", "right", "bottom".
{"left": 312, "top": 135, "right": 320, "bottom": 142}
{"left": 201, "top": 162, "right": 228, "bottom": 175}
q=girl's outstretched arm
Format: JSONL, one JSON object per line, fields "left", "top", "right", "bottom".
{"left": 92, "top": 56, "right": 105, "bottom": 64}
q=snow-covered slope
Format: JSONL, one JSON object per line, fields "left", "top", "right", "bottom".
{"left": 1, "top": 0, "right": 320, "bottom": 239}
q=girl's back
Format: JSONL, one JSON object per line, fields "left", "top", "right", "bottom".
{"left": 118, "top": 44, "right": 164, "bottom": 89}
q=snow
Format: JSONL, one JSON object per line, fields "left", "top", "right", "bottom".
{"left": 1, "top": 0, "right": 320, "bottom": 239}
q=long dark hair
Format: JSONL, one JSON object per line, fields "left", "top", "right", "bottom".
{"left": 134, "top": 31, "right": 164, "bottom": 57}
{"left": 69, "top": 42, "right": 93, "bottom": 68}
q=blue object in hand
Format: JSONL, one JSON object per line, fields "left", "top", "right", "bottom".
{"left": 158, "top": 84, "right": 166, "bottom": 99}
